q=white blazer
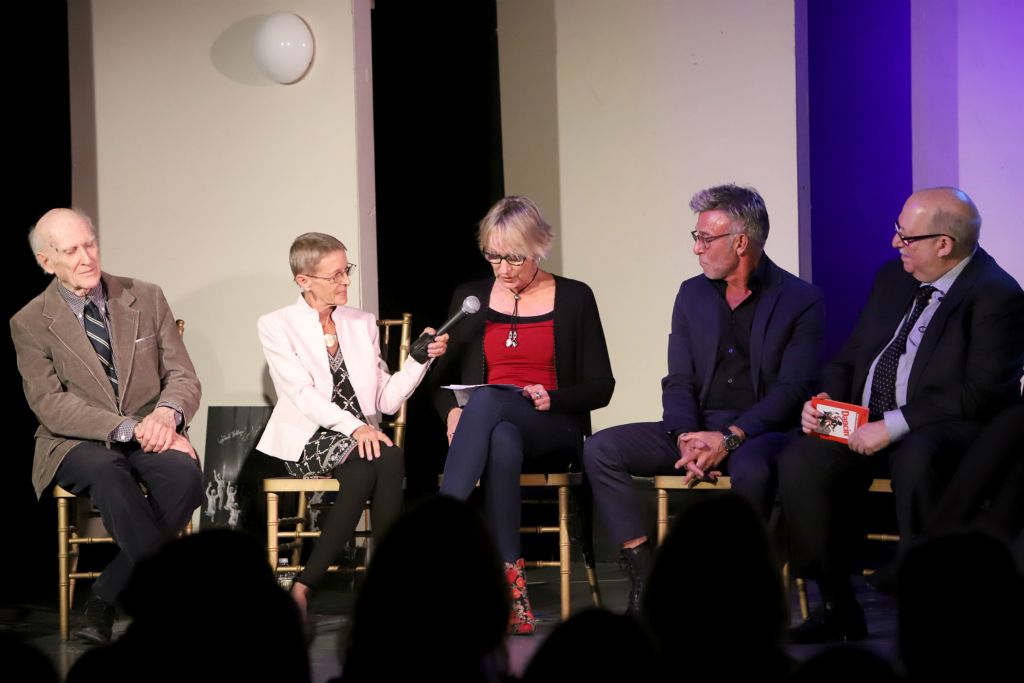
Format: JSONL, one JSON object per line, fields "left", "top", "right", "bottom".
{"left": 256, "top": 295, "right": 429, "bottom": 462}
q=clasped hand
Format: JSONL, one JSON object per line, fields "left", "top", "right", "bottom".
{"left": 674, "top": 431, "right": 727, "bottom": 486}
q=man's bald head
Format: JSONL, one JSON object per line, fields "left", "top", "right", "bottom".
{"left": 30, "top": 208, "right": 102, "bottom": 295}
{"left": 905, "top": 187, "right": 981, "bottom": 256}
{"left": 30, "top": 208, "right": 97, "bottom": 251}
{"left": 895, "top": 188, "right": 981, "bottom": 283}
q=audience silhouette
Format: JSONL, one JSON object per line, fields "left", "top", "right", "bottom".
{"left": 67, "top": 529, "right": 309, "bottom": 682}
{"left": 339, "top": 495, "right": 509, "bottom": 682}
{"left": 643, "top": 492, "right": 791, "bottom": 681}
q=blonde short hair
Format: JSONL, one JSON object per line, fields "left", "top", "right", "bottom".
{"left": 477, "top": 196, "right": 554, "bottom": 261}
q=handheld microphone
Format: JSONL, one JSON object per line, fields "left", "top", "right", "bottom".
{"left": 409, "top": 295, "right": 481, "bottom": 362}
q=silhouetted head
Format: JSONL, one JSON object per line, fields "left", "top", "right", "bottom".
{"left": 899, "top": 528, "right": 1023, "bottom": 680}
{"left": 789, "top": 643, "right": 900, "bottom": 683}
{"left": 70, "top": 529, "right": 309, "bottom": 683}
{"left": 521, "top": 608, "right": 663, "bottom": 683}
{"left": 341, "top": 495, "right": 509, "bottom": 682}
{"left": 643, "top": 493, "right": 789, "bottom": 679}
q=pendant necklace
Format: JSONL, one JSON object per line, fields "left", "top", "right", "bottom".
{"left": 321, "top": 309, "right": 337, "bottom": 347}
{"left": 506, "top": 267, "right": 541, "bottom": 349}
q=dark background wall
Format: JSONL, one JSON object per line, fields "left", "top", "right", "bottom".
{"left": 371, "top": 0, "right": 504, "bottom": 497}
{"left": 3, "top": 0, "right": 72, "bottom": 604}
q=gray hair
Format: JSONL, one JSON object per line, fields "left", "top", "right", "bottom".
{"left": 477, "top": 196, "right": 554, "bottom": 261}
{"left": 689, "top": 184, "right": 770, "bottom": 246}
{"left": 29, "top": 208, "right": 96, "bottom": 254}
{"left": 289, "top": 232, "right": 347, "bottom": 276}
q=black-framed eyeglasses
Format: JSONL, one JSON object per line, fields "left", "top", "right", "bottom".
{"left": 304, "top": 263, "right": 356, "bottom": 284}
{"left": 690, "top": 230, "right": 743, "bottom": 249}
{"left": 894, "top": 222, "right": 955, "bottom": 246}
{"left": 483, "top": 252, "right": 527, "bottom": 266}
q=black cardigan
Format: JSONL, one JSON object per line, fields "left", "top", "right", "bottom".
{"left": 427, "top": 275, "right": 615, "bottom": 436}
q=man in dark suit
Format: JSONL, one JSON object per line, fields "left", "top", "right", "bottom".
{"left": 11, "top": 208, "right": 203, "bottom": 644}
{"left": 782, "top": 187, "right": 1024, "bottom": 643}
{"left": 584, "top": 184, "right": 825, "bottom": 616}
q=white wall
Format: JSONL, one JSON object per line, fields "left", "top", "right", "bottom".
{"left": 956, "top": 0, "right": 1024, "bottom": 285}
{"left": 912, "top": 0, "right": 1024, "bottom": 285}
{"left": 68, "top": 0, "right": 376, "bottom": 457}
{"left": 497, "top": 0, "right": 800, "bottom": 428}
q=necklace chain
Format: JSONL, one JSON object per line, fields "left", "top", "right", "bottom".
{"left": 506, "top": 268, "right": 541, "bottom": 349}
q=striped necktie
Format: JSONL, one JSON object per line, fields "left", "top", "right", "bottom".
{"left": 84, "top": 300, "right": 119, "bottom": 398}
{"left": 867, "top": 285, "right": 936, "bottom": 419}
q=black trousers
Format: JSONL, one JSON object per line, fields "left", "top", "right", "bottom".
{"left": 779, "top": 420, "right": 979, "bottom": 599}
{"left": 56, "top": 441, "right": 203, "bottom": 604}
{"left": 295, "top": 444, "right": 404, "bottom": 589}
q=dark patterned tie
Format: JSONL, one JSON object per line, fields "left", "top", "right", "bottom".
{"left": 868, "top": 285, "right": 936, "bottom": 419}
{"left": 84, "top": 301, "right": 119, "bottom": 397}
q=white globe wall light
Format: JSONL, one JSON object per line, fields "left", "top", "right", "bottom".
{"left": 253, "top": 13, "right": 315, "bottom": 84}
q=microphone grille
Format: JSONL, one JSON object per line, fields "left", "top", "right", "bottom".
{"left": 462, "top": 296, "right": 481, "bottom": 314}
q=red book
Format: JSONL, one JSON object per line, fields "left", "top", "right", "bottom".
{"left": 810, "top": 398, "right": 869, "bottom": 443}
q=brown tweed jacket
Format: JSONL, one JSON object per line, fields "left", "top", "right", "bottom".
{"left": 11, "top": 273, "right": 201, "bottom": 497}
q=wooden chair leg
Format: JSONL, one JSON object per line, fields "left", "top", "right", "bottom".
{"left": 68, "top": 533, "right": 80, "bottom": 616}
{"left": 558, "top": 485, "right": 571, "bottom": 621}
{"left": 657, "top": 488, "right": 669, "bottom": 544}
{"left": 57, "top": 497, "right": 71, "bottom": 640}
{"left": 573, "top": 477, "right": 602, "bottom": 608}
{"left": 796, "top": 578, "right": 809, "bottom": 620}
{"left": 291, "top": 491, "right": 308, "bottom": 568}
{"left": 362, "top": 506, "right": 373, "bottom": 566}
{"left": 266, "top": 491, "right": 279, "bottom": 571}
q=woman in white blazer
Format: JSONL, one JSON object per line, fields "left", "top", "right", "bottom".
{"left": 256, "top": 232, "right": 447, "bottom": 619}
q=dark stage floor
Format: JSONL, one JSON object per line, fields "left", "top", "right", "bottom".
{"left": 1, "top": 562, "right": 898, "bottom": 681}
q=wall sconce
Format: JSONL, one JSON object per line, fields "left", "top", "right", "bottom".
{"left": 253, "top": 13, "right": 315, "bottom": 84}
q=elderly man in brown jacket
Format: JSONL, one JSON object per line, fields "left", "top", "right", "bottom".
{"left": 11, "top": 208, "right": 202, "bottom": 644}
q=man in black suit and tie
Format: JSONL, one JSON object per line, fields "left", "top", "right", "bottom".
{"left": 782, "top": 187, "right": 1024, "bottom": 642}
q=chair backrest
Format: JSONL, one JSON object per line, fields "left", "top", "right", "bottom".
{"left": 376, "top": 313, "right": 413, "bottom": 449}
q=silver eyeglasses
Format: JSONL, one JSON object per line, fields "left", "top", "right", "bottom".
{"left": 304, "top": 263, "right": 356, "bottom": 284}
{"left": 690, "top": 230, "right": 742, "bottom": 249}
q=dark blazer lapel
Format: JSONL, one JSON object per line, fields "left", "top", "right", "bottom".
{"left": 749, "top": 259, "right": 783, "bottom": 396}
{"left": 907, "top": 250, "right": 986, "bottom": 394}
{"left": 695, "top": 278, "right": 720, "bottom": 402}
{"left": 750, "top": 291, "right": 781, "bottom": 396}
{"left": 104, "top": 274, "right": 140, "bottom": 404}
{"left": 41, "top": 279, "right": 118, "bottom": 407}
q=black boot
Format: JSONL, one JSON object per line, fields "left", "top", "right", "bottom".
{"left": 73, "top": 595, "right": 116, "bottom": 645}
{"left": 619, "top": 541, "right": 653, "bottom": 619}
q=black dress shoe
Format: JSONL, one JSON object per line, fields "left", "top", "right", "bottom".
{"left": 789, "top": 601, "right": 868, "bottom": 644}
{"left": 73, "top": 597, "right": 115, "bottom": 645}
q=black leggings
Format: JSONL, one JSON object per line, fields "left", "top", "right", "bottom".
{"left": 296, "top": 444, "right": 404, "bottom": 588}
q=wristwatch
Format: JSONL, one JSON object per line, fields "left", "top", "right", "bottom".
{"left": 720, "top": 428, "right": 744, "bottom": 452}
